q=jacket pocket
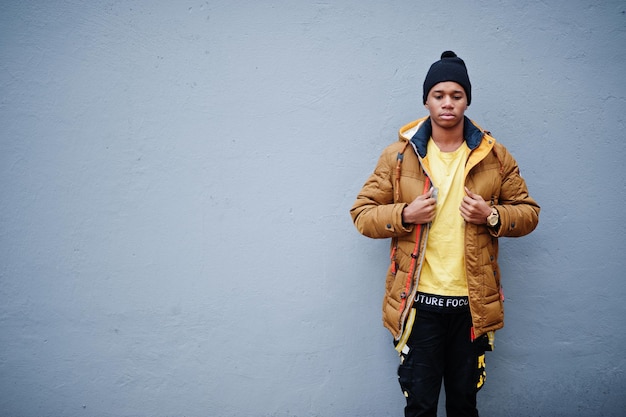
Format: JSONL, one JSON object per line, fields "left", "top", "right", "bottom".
{"left": 481, "top": 289, "right": 503, "bottom": 328}
{"left": 481, "top": 264, "right": 499, "bottom": 293}
{"left": 387, "top": 269, "right": 410, "bottom": 309}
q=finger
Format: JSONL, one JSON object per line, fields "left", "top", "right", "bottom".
{"left": 461, "top": 196, "right": 475, "bottom": 208}
{"left": 465, "top": 187, "right": 485, "bottom": 203}
{"left": 464, "top": 187, "right": 477, "bottom": 198}
{"left": 416, "top": 192, "right": 434, "bottom": 203}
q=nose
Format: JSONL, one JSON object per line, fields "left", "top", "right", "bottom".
{"left": 442, "top": 97, "right": 453, "bottom": 108}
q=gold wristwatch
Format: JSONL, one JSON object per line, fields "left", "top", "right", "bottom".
{"left": 487, "top": 207, "right": 500, "bottom": 227}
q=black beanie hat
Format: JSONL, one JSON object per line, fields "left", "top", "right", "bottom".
{"left": 422, "top": 51, "right": 472, "bottom": 105}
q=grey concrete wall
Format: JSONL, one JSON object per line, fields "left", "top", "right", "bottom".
{"left": 1, "top": 1, "right": 625, "bottom": 416}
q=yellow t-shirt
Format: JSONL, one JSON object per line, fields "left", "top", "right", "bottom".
{"left": 418, "top": 139, "right": 469, "bottom": 296}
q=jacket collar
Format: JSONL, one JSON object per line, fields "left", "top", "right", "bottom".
{"left": 409, "top": 116, "right": 484, "bottom": 158}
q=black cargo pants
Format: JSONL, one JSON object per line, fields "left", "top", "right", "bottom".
{"left": 397, "top": 309, "right": 490, "bottom": 417}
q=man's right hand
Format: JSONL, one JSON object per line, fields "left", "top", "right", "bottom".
{"left": 402, "top": 188, "right": 437, "bottom": 225}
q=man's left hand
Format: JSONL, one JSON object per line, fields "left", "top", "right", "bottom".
{"left": 460, "top": 187, "right": 492, "bottom": 225}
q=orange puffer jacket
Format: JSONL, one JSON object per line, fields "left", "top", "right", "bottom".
{"left": 350, "top": 116, "right": 540, "bottom": 340}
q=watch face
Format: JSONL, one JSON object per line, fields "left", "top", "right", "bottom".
{"left": 487, "top": 210, "right": 499, "bottom": 226}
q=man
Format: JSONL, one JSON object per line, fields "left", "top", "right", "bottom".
{"left": 350, "top": 51, "right": 540, "bottom": 417}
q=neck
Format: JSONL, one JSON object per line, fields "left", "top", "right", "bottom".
{"left": 431, "top": 124, "right": 465, "bottom": 152}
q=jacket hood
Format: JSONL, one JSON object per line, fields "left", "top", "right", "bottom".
{"left": 399, "top": 116, "right": 486, "bottom": 158}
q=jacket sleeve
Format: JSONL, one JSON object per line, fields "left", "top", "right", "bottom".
{"left": 350, "top": 149, "right": 413, "bottom": 239}
{"left": 491, "top": 144, "right": 540, "bottom": 238}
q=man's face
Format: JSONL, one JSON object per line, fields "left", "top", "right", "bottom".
{"left": 424, "top": 81, "right": 468, "bottom": 129}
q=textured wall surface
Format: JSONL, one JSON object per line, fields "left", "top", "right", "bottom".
{"left": 1, "top": 1, "right": 625, "bottom": 416}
